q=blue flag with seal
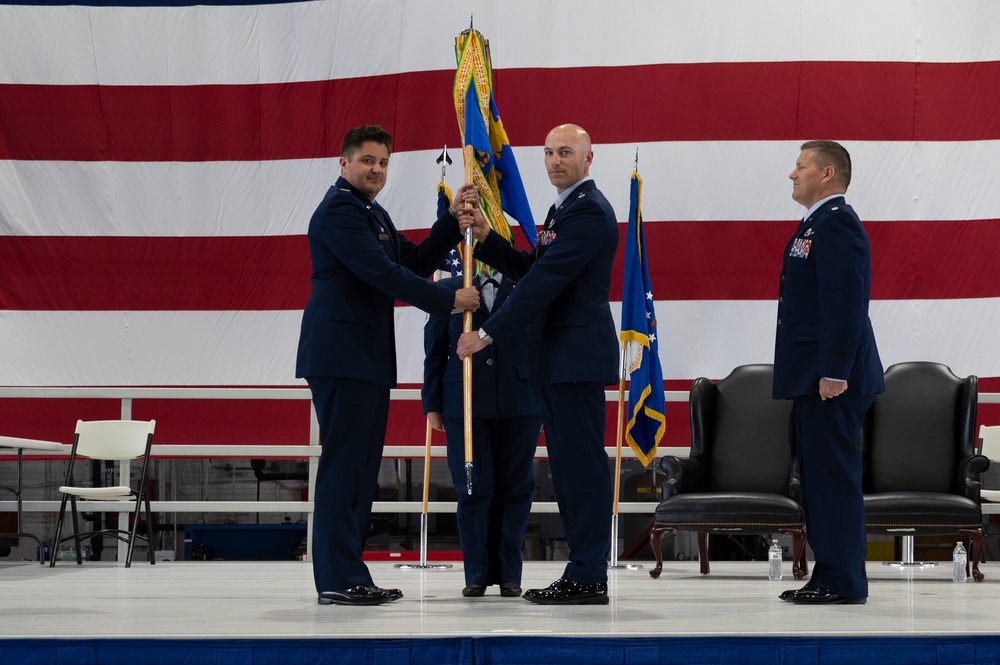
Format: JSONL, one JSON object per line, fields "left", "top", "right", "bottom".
{"left": 620, "top": 171, "right": 666, "bottom": 466}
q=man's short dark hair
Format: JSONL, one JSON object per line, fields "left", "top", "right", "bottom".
{"left": 342, "top": 125, "right": 392, "bottom": 160}
{"left": 801, "top": 140, "right": 852, "bottom": 190}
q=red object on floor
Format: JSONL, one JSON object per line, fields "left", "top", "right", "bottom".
{"left": 362, "top": 550, "right": 463, "bottom": 562}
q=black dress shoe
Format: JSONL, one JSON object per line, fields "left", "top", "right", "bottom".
{"left": 778, "top": 583, "right": 816, "bottom": 601}
{"left": 783, "top": 585, "right": 866, "bottom": 605}
{"left": 368, "top": 584, "right": 403, "bottom": 601}
{"left": 318, "top": 585, "right": 394, "bottom": 606}
{"left": 523, "top": 578, "right": 609, "bottom": 605}
{"left": 499, "top": 582, "right": 522, "bottom": 598}
{"left": 462, "top": 584, "right": 486, "bottom": 597}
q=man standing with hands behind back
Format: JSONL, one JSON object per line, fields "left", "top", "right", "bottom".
{"left": 774, "top": 140, "right": 883, "bottom": 605}
{"left": 296, "top": 125, "right": 480, "bottom": 606}
{"left": 458, "top": 124, "right": 619, "bottom": 605}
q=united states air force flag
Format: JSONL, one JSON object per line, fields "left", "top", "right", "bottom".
{"left": 620, "top": 171, "right": 666, "bottom": 466}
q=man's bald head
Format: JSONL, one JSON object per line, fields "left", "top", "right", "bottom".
{"left": 544, "top": 124, "right": 594, "bottom": 194}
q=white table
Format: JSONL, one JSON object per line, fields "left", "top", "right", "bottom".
{"left": 0, "top": 435, "right": 66, "bottom": 561}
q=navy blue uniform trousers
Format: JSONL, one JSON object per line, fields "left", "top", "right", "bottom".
{"left": 443, "top": 415, "right": 538, "bottom": 587}
{"left": 794, "top": 393, "right": 873, "bottom": 600}
{"left": 542, "top": 381, "right": 613, "bottom": 584}
{"left": 307, "top": 376, "right": 388, "bottom": 593}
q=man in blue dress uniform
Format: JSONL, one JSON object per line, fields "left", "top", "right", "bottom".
{"left": 458, "top": 124, "right": 619, "bottom": 605}
{"left": 773, "top": 140, "right": 883, "bottom": 605}
{"left": 296, "top": 125, "right": 480, "bottom": 606}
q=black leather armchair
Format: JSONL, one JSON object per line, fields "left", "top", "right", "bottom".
{"left": 862, "top": 362, "right": 988, "bottom": 581}
{"left": 648, "top": 364, "right": 808, "bottom": 579}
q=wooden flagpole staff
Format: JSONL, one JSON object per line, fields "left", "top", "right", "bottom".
{"left": 462, "top": 144, "right": 475, "bottom": 495}
{"left": 396, "top": 146, "right": 457, "bottom": 571}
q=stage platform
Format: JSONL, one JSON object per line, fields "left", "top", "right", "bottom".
{"left": 2, "top": 559, "right": 999, "bottom": 664}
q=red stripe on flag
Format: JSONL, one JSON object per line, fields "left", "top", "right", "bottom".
{"left": 1, "top": 61, "right": 999, "bottom": 161}
{"left": 0, "top": 235, "right": 312, "bottom": 311}
{"left": 2, "top": 219, "right": 998, "bottom": 310}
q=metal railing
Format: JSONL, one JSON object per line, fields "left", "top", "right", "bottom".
{"left": 0, "top": 386, "right": 695, "bottom": 562}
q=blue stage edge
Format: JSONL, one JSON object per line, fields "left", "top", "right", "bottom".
{"left": 4, "top": 636, "right": 1000, "bottom": 665}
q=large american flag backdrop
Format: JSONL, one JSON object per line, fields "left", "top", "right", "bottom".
{"left": 1, "top": 0, "right": 998, "bottom": 450}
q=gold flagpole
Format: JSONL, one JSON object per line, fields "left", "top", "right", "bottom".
{"left": 610, "top": 343, "right": 627, "bottom": 567}
{"left": 610, "top": 147, "right": 643, "bottom": 569}
{"left": 462, "top": 144, "right": 475, "bottom": 495}
{"left": 395, "top": 146, "right": 455, "bottom": 571}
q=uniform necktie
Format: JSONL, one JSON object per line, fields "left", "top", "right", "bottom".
{"left": 481, "top": 278, "right": 500, "bottom": 312}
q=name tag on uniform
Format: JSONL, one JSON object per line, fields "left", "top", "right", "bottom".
{"left": 538, "top": 229, "right": 557, "bottom": 245}
{"left": 379, "top": 233, "right": 390, "bottom": 241}
{"left": 789, "top": 237, "right": 812, "bottom": 259}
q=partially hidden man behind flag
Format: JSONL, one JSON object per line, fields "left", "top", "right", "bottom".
{"left": 454, "top": 27, "right": 536, "bottom": 249}
{"left": 620, "top": 171, "right": 666, "bottom": 466}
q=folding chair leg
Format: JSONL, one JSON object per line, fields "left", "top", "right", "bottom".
{"left": 143, "top": 488, "right": 156, "bottom": 565}
{"left": 49, "top": 494, "right": 71, "bottom": 568}
{"left": 126, "top": 493, "right": 142, "bottom": 568}
{"left": 70, "top": 498, "right": 83, "bottom": 564}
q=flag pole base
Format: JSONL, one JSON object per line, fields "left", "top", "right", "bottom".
{"left": 394, "top": 513, "right": 453, "bottom": 569}
{"left": 608, "top": 514, "right": 643, "bottom": 569}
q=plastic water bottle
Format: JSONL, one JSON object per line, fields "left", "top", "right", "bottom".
{"left": 952, "top": 542, "right": 967, "bottom": 583}
{"left": 768, "top": 539, "right": 783, "bottom": 581}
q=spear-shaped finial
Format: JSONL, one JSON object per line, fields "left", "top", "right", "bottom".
{"left": 436, "top": 145, "right": 452, "bottom": 179}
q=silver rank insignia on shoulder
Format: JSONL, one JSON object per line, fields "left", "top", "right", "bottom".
{"left": 338, "top": 187, "right": 350, "bottom": 192}
{"left": 803, "top": 228, "right": 814, "bottom": 237}
{"left": 830, "top": 206, "right": 839, "bottom": 211}
{"left": 577, "top": 192, "right": 585, "bottom": 198}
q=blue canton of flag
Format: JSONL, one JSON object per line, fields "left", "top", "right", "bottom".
{"left": 620, "top": 171, "right": 666, "bottom": 466}
{"left": 436, "top": 180, "right": 463, "bottom": 277}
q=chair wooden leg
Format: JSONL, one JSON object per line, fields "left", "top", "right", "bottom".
{"left": 779, "top": 527, "right": 809, "bottom": 580}
{"left": 960, "top": 527, "right": 986, "bottom": 582}
{"left": 697, "top": 532, "right": 711, "bottom": 575}
{"left": 648, "top": 524, "right": 672, "bottom": 579}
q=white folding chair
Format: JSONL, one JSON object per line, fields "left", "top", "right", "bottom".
{"left": 50, "top": 420, "right": 156, "bottom": 567}
{"left": 979, "top": 424, "right": 1000, "bottom": 503}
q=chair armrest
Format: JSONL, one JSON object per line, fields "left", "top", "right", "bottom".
{"left": 659, "top": 454, "right": 709, "bottom": 497}
{"left": 958, "top": 454, "right": 990, "bottom": 501}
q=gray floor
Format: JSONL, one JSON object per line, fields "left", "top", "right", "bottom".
{"left": 0, "top": 559, "right": 994, "bottom": 640}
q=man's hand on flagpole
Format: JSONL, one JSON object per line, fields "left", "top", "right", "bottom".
{"left": 457, "top": 330, "right": 488, "bottom": 359}
{"left": 427, "top": 411, "right": 445, "bottom": 432}
{"left": 450, "top": 183, "right": 480, "bottom": 230}
{"left": 467, "top": 207, "right": 491, "bottom": 243}
{"left": 453, "top": 287, "right": 480, "bottom": 311}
